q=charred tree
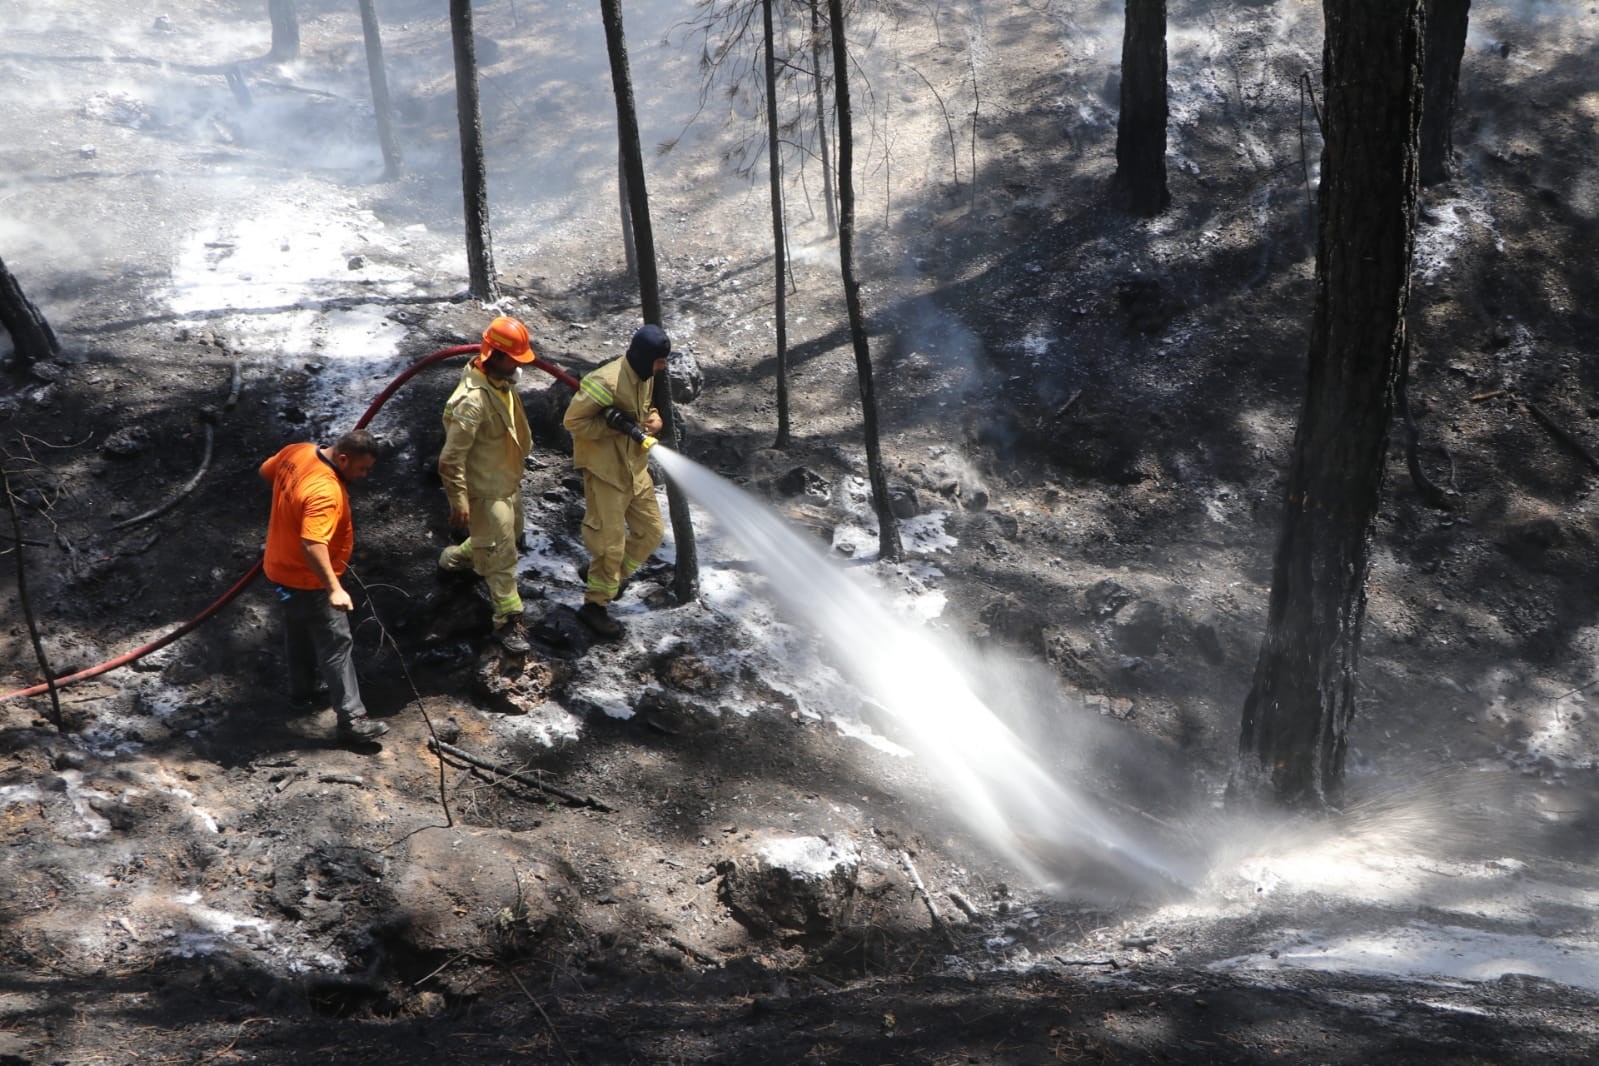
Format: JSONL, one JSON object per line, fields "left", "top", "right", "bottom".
{"left": 267, "top": 0, "right": 300, "bottom": 62}
{"left": 600, "top": 0, "right": 701, "bottom": 602}
{"left": 809, "top": 0, "right": 838, "bottom": 236}
{"left": 1420, "top": 0, "right": 1471, "bottom": 186}
{"left": 358, "top": 0, "right": 403, "bottom": 179}
{"left": 450, "top": 0, "right": 499, "bottom": 301}
{"left": 764, "top": 0, "right": 792, "bottom": 448}
{"left": 1234, "top": 0, "right": 1426, "bottom": 809}
{"left": 827, "top": 0, "right": 901, "bottom": 562}
{"left": 1112, "top": 0, "right": 1169, "bottom": 217}
{"left": 0, "top": 254, "right": 60, "bottom": 372}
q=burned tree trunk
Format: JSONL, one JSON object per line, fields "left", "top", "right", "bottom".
{"left": 0, "top": 254, "right": 60, "bottom": 372}
{"left": 600, "top": 0, "right": 700, "bottom": 602}
{"left": 1420, "top": 0, "right": 1471, "bottom": 186}
{"left": 1234, "top": 0, "right": 1426, "bottom": 809}
{"left": 1113, "top": 0, "right": 1169, "bottom": 217}
{"left": 809, "top": 0, "right": 838, "bottom": 237}
{"left": 450, "top": 0, "right": 499, "bottom": 301}
{"left": 267, "top": 0, "right": 300, "bottom": 62}
{"left": 827, "top": 0, "right": 901, "bottom": 562}
{"left": 764, "top": 0, "right": 792, "bottom": 448}
{"left": 357, "top": 0, "right": 402, "bottom": 179}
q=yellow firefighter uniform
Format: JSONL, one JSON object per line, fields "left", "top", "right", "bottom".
{"left": 563, "top": 352, "right": 664, "bottom": 607}
{"left": 437, "top": 359, "right": 533, "bottom": 624}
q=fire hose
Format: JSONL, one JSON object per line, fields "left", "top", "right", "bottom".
{"left": 1, "top": 342, "right": 652, "bottom": 703}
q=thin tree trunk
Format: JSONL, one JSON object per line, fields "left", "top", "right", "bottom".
{"left": 809, "top": 0, "right": 838, "bottom": 237}
{"left": 1420, "top": 0, "right": 1471, "bottom": 186}
{"left": 0, "top": 254, "right": 60, "bottom": 372}
{"left": 450, "top": 0, "right": 499, "bottom": 301}
{"left": 765, "top": 0, "right": 792, "bottom": 448}
{"left": 1113, "top": 0, "right": 1169, "bottom": 217}
{"left": 1234, "top": 0, "right": 1426, "bottom": 809}
{"left": 3, "top": 464, "right": 61, "bottom": 729}
{"left": 358, "top": 0, "right": 402, "bottom": 179}
{"left": 827, "top": 0, "right": 901, "bottom": 562}
{"left": 618, "top": 152, "right": 639, "bottom": 281}
{"left": 599, "top": 0, "right": 700, "bottom": 602}
{"left": 267, "top": 0, "right": 300, "bottom": 62}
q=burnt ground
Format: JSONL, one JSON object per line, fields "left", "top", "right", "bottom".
{"left": 4, "top": 0, "right": 1599, "bottom": 1062}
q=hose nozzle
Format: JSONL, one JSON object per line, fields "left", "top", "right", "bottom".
{"left": 602, "top": 406, "right": 656, "bottom": 450}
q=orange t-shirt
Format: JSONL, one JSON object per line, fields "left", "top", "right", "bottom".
{"left": 260, "top": 442, "right": 354, "bottom": 590}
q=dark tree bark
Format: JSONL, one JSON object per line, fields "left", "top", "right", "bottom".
{"left": 1419, "top": 0, "right": 1471, "bottom": 186}
{"left": 357, "top": 0, "right": 402, "bottom": 179}
{"left": 1113, "top": 0, "right": 1169, "bottom": 217}
{"left": 764, "top": 0, "right": 792, "bottom": 449}
{"left": 1234, "top": 0, "right": 1426, "bottom": 809}
{"left": 600, "top": 0, "right": 700, "bottom": 602}
{"left": 809, "top": 0, "right": 838, "bottom": 236}
{"left": 449, "top": 0, "right": 499, "bottom": 301}
{"left": 827, "top": 0, "right": 901, "bottom": 562}
{"left": 0, "top": 254, "right": 60, "bottom": 371}
{"left": 618, "top": 154, "right": 639, "bottom": 281}
{"left": 267, "top": 0, "right": 300, "bottom": 62}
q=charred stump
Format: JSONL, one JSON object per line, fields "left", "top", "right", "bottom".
{"left": 0, "top": 254, "right": 60, "bottom": 371}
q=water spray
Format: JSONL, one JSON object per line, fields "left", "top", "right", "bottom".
{"left": 648, "top": 447, "right": 1197, "bottom": 899}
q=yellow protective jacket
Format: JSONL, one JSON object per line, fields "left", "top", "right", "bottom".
{"left": 563, "top": 355, "right": 656, "bottom": 493}
{"left": 438, "top": 360, "right": 532, "bottom": 513}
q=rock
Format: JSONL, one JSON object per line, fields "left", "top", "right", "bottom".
{"left": 101, "top": 426, "right": 152, "bottom": 458}
{"left": 523, "top": 379, "right": 574, "bottom": 451}
{"left": 719, "top": 835, "right": 860, "bottom": 938}
{"left": 667, "top": 348, "right": 703, "bottom": 404}
{"left": 1085, "top": 578, "right": 1134, "bottom": 618}
{"left": 346, "top": 255, "right": 366, "bottom": 270}
{"left": 888, "top": 483, "right": 920, "bottom": 519}
{"left": 978, "top": 596, "right": 1048, "bottom": 650}
{"left": 1112, "top": 600, "right": 1169, "bottom": 657}
{"left": 776, "top": 466, "right": 830, "bottom": 502}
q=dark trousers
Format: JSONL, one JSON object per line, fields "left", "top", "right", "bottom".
{"left": 277, "top": 584, "right": 366, "bottom": 726}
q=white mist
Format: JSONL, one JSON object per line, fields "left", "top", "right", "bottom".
{"left": 651, "top": 447, "right": 1194, "bottom": 897}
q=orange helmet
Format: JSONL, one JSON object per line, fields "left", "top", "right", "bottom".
{"left": 481, "top": 316, "right": 535, "bottom": 363}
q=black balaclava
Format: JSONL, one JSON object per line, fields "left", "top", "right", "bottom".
{"left": 624, "top": 324, "right": 671, "bottom": 381}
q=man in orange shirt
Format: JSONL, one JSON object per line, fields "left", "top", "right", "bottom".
{"left": 260, "top": 429, "right": 388, "bottom": 743}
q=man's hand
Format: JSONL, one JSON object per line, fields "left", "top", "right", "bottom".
{"left": 642, "top": 411, "right": 664, "bottom": 435}
{"left": 328, "top": 586, "right": 354, "bottom": 612}
{"left": 449, "top": 504, "right": 471, "bottom": 528}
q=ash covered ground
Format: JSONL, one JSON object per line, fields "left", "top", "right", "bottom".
{"left": 3, "top": 0, "right": 1599, "bottom": 1062}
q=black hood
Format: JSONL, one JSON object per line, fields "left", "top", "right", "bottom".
{"left": 625, "top": 324, "right": 671, "bottom": 380}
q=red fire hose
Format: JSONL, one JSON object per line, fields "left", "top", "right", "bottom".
{"left": 1, "top": 342, "right": 585, "bottom": 703}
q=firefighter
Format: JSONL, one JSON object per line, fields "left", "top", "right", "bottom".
{"left": 562, "top": 324, "right": 669, "bottom": 637}
{"left": 437, "top": 316, "right": 536, "bottom": 654}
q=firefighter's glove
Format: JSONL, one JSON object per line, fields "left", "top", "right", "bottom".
{"left": 602, "top": 406, "right": 647, "bottom": 445}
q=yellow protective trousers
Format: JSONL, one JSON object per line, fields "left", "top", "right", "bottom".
{"left": 439, "top": 491, "right": 526, "bottom": 624}
{"left": 581, "top": 475, "right": 663, "bottom": 607}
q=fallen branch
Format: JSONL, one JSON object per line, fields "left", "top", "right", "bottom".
{"left": 1521, "top": 398, "right": 1599, "bottom": 475}
{"left": 899, "top": 850, "right": 955, "bottom": 947}
{"left": 428, "top": 738, "right": 614, "bottom": 812}
{"left": 667, "top": 936, "right": 718, "bottom": 967}
{"left": 108, "top": 423, "right": 214, "bottom": 531}
{"left": 1055, "top": 955, "right": 1118, "bottom": 968}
